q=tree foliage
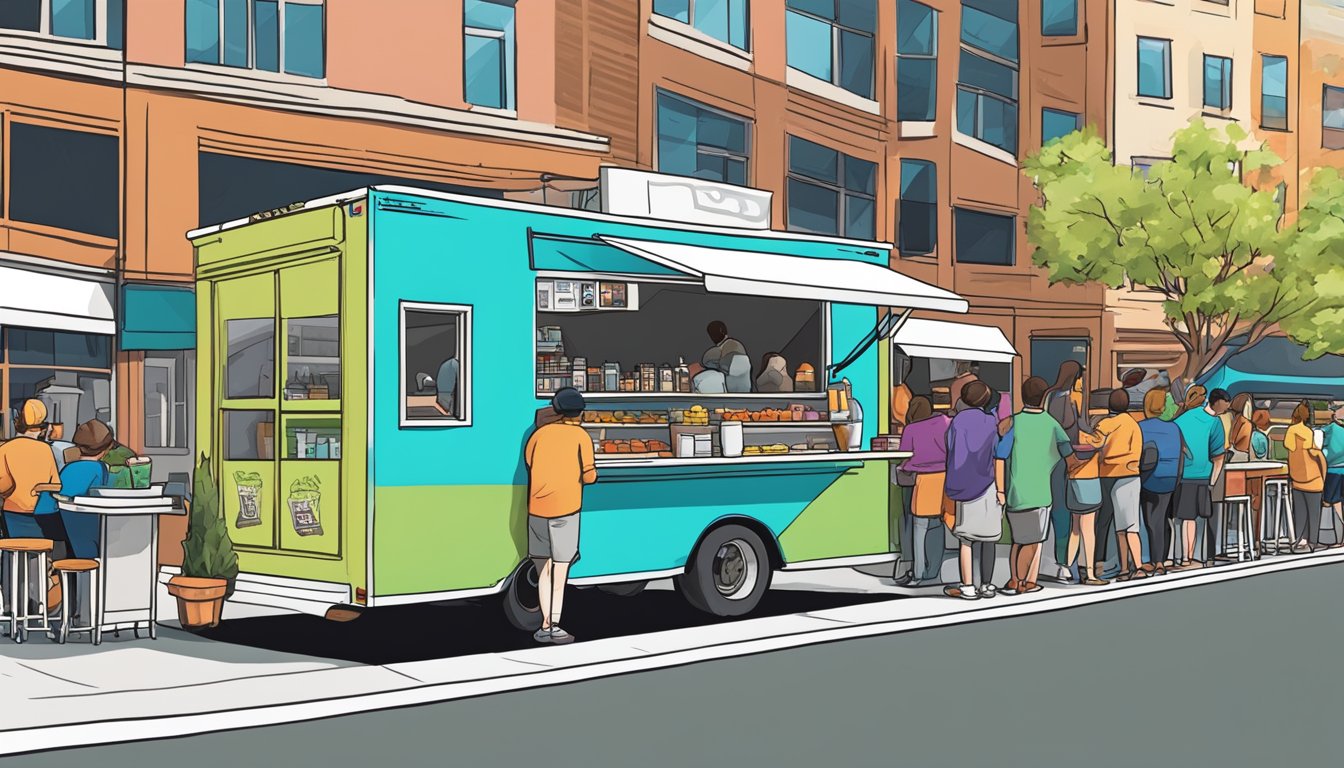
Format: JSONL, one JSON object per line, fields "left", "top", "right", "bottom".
{"left": 1023, "top": 119, "right": 1344, "bottom": 382}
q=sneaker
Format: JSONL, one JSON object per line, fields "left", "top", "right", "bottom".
{"left": 533, "top": 627, "right": 553, "bottom": 644}
{"left": 978, "top": 584, "right": 998, "bottom": 599}
{"left": 548, "top": 626, "right": 576, "bottom": 645}
{"left": 944, "top": 585, "right": 979, "bottom": 600}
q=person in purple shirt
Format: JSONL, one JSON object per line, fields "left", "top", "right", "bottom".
{"left": 897, "top": 396, "right": 952, "bottom": 586}
{"left": 943, "top": 382, "right": 1006, "bottom": 600}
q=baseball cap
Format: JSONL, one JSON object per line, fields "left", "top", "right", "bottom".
{"left": 19, "top": 399, "right": 47, "bottom": 429}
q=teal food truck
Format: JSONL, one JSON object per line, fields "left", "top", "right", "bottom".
{"left": 188, "top": 184, "right": 969, "bottom": 628}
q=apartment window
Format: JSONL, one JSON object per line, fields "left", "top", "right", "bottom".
{"left": 785, "top": 0, "right": 877, "bottom": 99}
{"left": 954, "top": 208, "right": 1015, "bottom": 266}
{"left": 1042, "top": 108, "right": 1082, "bottom": 144}
{"left": 898, "top": 159, "right": 937, "bottom": 256}
{"left": 144, "top": 351, "right": 192, "bottom": 452}
{"left": 1137, "top": 37, "right": 1171, "bottom": 99}
{"left": 897, "top": 0, "right": 938, "bottom": 122}
{"left": 464, "top": 0, "right": 516, "bottom": 110}
{"left": 1041, "top": 0, "right": 1077, "bottom": 37}
{"left": 656, "top": 91, "right": 750, "bottom": 186}
{"left": 786, "top": 136, "right": 876, "bottom": 240}
{"left": 401, "top": 303, "right": 472, "bottom": 426}
{"left": 1261, "top": 55, "right": 1288, "bottom": 130}
{"left": 653, "top": 0, "right": 749, "bottom": 51}
{"left": 1204, "top": 55, "right": 1233, "bottom": 110}
{"left": 9, "top": 123, "right": 118, "bottom": 239}
{"left": 1325, "top": 85, "right": 1344, "bottom": 150}
{"left": 0, "top": 0, "right": 123, "bottom": 47}
{"left": 957, "top": 1, "right": 1018, "bottom": 154}
{"left": 186, "top": 0, "right": 326, "bottom": 79}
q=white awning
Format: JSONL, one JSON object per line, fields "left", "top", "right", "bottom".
{"left": 0, "top": 263, "right": 115, "bottom": 335}
{"left": 598, "top": 236, "right": 969, "bottom": 314}
{"left": 891, "top": 318, "right": 1018, "bottom": 363}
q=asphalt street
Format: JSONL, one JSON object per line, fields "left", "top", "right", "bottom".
{"left": 9, "top": 563, "right": 1342, "bottom": 767}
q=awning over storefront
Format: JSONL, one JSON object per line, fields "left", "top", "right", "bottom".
{"left": 890, "top": 318, "right": 1018, "bottom": 363}
{"left": 0, "top": 263, "right": 115, "bottom": 335}
{"left": 121, "top": 284, "right": 195, "bottom": 350}
{"left": 597, "top": 236, "right": 969, "bottom": 314}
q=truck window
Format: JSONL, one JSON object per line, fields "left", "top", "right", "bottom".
{"left": 401, "top": 302, "right": 472, "bottom": 427}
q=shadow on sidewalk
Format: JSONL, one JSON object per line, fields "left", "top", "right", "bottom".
{"left": 193, "top": 588, "right": 893, "bottom": 665}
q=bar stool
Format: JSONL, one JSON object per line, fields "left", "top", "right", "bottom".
{"left": 1222, "top": 496, "right": 1256, "bottom": 562}
{"left": 1262, "top": 478, "right": 1295, "bottom": 556}
{"left": 0, "top": 538, "right": 54, "bottom": 643}
{"left": 52, "top": 558, "right": 100, "bottom": 645}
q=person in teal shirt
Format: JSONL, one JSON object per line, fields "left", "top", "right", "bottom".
{"left": 1320, "top": 406, "right": 1344, "bottom": 547}
{"left": 1173, "top": 390, "right": 1231, "bottom": 567}
{"left": 1250, "top": 410, "right": 1272, "bottom": 461}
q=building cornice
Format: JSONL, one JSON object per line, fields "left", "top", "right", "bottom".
{"left": 125, "top": 64, "right": 611, "bottom": 154}
{"left": 0, "top": 32, "right": 124, "bottom": 84}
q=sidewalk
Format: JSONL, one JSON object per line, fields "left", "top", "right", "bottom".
{"left": 4, "top": 547, "right": 1343, "bottom": 756}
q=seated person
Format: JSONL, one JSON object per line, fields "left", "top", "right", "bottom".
{"left": 721, "top": 351, "right": 752, "bottom": 393}
{"left": 702, "top": 321, "right": 751, "bottom": 390}
{"left": 56, "top": 420, "right": 116, "bottom": 559}
{"left": 436, "top": 357, "right": 459, "bottom": 417}
{"left": 692, "top": 365, "right": 728, "bottom": 394}
{"left": 756, "top": 353, "right": 794, "bottom": 393}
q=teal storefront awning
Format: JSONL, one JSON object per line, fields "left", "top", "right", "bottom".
{"left": 121, "top": 284, "right": 195, "bottom": 350}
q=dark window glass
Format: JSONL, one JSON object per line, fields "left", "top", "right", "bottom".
{"left": 9, "top": 123, "right": 119, "bottom": 239}
{"left": 107, "top": 0, "right": 124, "bottom": 49}
{"left": 1042, "top": 108, "right": 1082, "bottom": 144}
{"left": 786, "top": 136, "right": 876, "bottom": 239}
{"left": 224, "top": 410, "right": 275, "bottom": 460}
{"left": 959, "top": 49, "right": 1016, "bottom": 99}
{"left": 786, "top": 0, "right": 876, "bottom": 98}
{"left": 1261, "top": 55, "right": 1288, "bottom": 130}
{"left": 960, "top": 0, "right": 1017, "bottom": 63}
{"left": 255, "top": 1, "right": 280, "bottom": 72}
{"left": 1325, "top": 85, "right": 1344, "bottom": 150}
{"left": 1041, "top": 0, "right": 1077, "bottom": 37}
{"left": 954, "top": 208, "right": 1015, "bottom": 266}
{"left": 1204, "top": 55, "right": 1232, "bottom": 110}
{"left": 656, "top": 91, "right": 751, "bottom": 184}
{"left": 788, "top": 136, "right": 839, "bottom": 183}
{"left": 899, "top": 159, "right": 937, "bottom": 256}
{"left": 226, "top": 318, "right": 275, "bottom": 400}
{"left": 186, "top": 0, "right": 220, "bottom": 64}
{"left": 897, "top": 0, "right": 938, "bottom": 121}
{"left": 223, "top": 0, "right": 248, "bottom": 67}
{"left": 197, "top": 152, "right": 502, "bottom": 226}
{"left": 0, "top": 0, "right": 41, "bottom": 32}
{"left": 1137, "top": 37, "right": 1171, "bottom": 99}
{"left": 7, "top": 328, "right": 112, "bottom": 368}
{"left": 786, "top": 178, "right": 841, "bottom": 236}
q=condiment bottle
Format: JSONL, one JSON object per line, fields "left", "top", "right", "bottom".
{"left": 659, "top": 364, "right": 674, "bottom": 392}
{"left": 675, "top": 357, "right": 691, "bottom": 392}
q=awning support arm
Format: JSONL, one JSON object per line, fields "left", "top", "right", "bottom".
{"left": 827, "top": 308, "right": 912, "bottom": 382}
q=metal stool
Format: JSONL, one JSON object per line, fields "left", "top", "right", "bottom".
{"left": 1262, "top": 479, "right": 1295, "bottom": 556}
{"left": 0, "top": 538, "right": 54, "bottom": 643}
{"left": 1222, "top": 496, "right": 1256, "bottom": 562}
{"left": 52, "top": 559, "right": 100, "bottom": 645}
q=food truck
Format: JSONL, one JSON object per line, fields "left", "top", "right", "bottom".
{"left": 187, "top": 184, "right": 970, "bottom": 627}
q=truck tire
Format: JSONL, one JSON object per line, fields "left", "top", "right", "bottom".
{"left": 677, "top": 524, "right": 772, "bottom": 617}
{"left": 597, "top": 581, "right": 647, "bottom": 597}
{"left": 502, "top": 561, "right": 544, "bottom": 631}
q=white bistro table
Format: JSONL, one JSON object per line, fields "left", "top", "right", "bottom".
{"left": 55, "top": 488, "right": 184, "bottom": 640}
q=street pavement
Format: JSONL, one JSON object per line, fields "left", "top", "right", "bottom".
{"left": 6, "top": 559, "right": 1344, "bottom": 767}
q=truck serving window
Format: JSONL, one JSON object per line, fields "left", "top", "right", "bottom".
{"left": 400, "top": 302, "right": 472, "bottom": 427}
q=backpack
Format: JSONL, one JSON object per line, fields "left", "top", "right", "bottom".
{"left": 1140, "top": 440, "right": 1160, "bottom": 474}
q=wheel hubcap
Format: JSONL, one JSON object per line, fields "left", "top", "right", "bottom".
{"left": 713, "top": 540, "right": 758, "bottom": 599}
{"left": 516, "top": 563, "right": 541, "bottom": 612}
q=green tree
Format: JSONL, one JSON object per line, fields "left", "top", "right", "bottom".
{"left": 1023, "top": 119, "right": 1344, "bottom": 384}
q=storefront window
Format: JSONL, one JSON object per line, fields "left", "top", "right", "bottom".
{"left": 226, "top": 318, "right": 275, "bottom": 399}
{"left": 401, "top": 303, "right": 471, "bottom": 425}
{"left": 285, "top": 315, "right": 340, "bottom": 401}
{"left": 224, "top": 410, "right": 275, "bottom": 461}
{"left": 1, "top": 327, "right": 113, "bottom": 441}
{"left": 894, "top": 350, "right": 1011, "bottom": 412}
{"left": 144, "top": 351, "right": 191, "bottom": 451}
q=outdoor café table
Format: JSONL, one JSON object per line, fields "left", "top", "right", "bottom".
{"left": 1224, "top": 460, "right": 1288, "bottom": 550}
{"left": 54, "top": 488, "right": 184, "bottom": 640}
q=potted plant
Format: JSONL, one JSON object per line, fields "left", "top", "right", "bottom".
{"left": 166, "top": 455, "right": 239, "bottom": 629}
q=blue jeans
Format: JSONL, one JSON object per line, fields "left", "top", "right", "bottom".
{"left": 913, "top": 516, "right": 946, "bottom": 583}
{"left": 60, "top": 509, "right": 101, "bottom": 559}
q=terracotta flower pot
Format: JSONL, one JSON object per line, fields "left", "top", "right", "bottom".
{"left": 166, "top": 575, "right": 229, "bottom": 629}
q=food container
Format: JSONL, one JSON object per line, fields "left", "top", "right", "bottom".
{"left": 659, "top": 364, "right": 674, "bottom": 392}
{"left": 639, "top": 363, "right": 657, "bottom": 393}
{"left": 604, "top": 362, "right": 620, "bottom": 392}
{"left": 694, "top": 433, "right": 712, "bottom": 458}
{"left": 675, "top": 358, "right": 691, "bottom": 392}
{"left": 794, "top": 363, "right": 816, "bottom": 391}
{"left": 832, "top": 423, "right": 852, "bottom": 453}
{"left": 677, "top": 434, "right": 696, "bottom": 458}
{"left": 720, "top": 421, "right": 744, "bottom": 458}
{"left": 588, "top": 368, "right": 603, "bottom": 392}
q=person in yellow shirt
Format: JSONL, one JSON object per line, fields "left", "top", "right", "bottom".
{"left": 523, "top": 387, "right": 598, "bottom": 645}
{"left": 1284, "top": 401, "right": 1327, "bottom": 554}
{"left": 1089, "top": 390, "right": 1146, "bottom": 581}
{"left": 0, "top": 399, "right": 62, "bottom": 540}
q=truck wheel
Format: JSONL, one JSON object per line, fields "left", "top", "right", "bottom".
{"left": 597, "top": 581, "right": 647, "bottom": 597}
{"left": 678, "top": 525, "right": 772, "bottom": 617}
{"left": 502, "top": 561, "right": 543, "bottom": 631}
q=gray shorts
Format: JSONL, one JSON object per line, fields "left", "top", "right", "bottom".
{"left": 528, "top": 513, "right": 581, "bottom": 564}
{"left": 1108, "top": 476, "right": 1143, "bottom": 533}
{"left": 1006, "top": 507, "right": 1050, "bottom": 545}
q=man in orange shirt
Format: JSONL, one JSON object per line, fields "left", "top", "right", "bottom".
{"left": 524, "top": 387, "right": 598, "bottom": 645}
{"left": 0, "top": 399, "right": 62, "bottom": 540}
{"left": 1090, "top": 390, "right": 1146, "bottom": 581}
